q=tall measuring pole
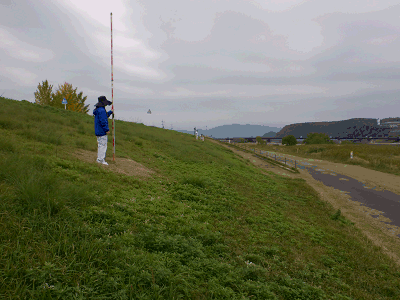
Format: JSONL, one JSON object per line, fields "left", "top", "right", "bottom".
{"left": 111, "top": 12, "right": 115, "bottom": 161}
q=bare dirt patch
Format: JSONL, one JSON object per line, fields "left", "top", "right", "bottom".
{"left": 74, "top": 149, "right": 155, "bottom": 178}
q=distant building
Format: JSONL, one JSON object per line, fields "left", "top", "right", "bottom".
{"left": 380, "top": 117, "right": 400, "bottom": 126}
{"left": 379, "top": 118, "right": 400, "bottom": 136}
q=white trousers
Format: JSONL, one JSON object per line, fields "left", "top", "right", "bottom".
{"left": 97, "top": 135, "right": 108, "bottom": 162}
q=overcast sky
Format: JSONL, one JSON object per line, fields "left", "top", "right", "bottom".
{"left": 1, "top": 0, "right": 400, "bottom": 131}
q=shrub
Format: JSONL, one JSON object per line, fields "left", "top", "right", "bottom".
{"left": 181, "top": 176, "right": 208, "bottom": 188}
{"left": 308, "top": 147, "right": 325, "bottom": 154}
{"left": 331, "top": 209, "right": 341, "bottom": 220}
{"left": 303, "top": 133, "right": 335, "bottom": 145}
{"left": 282, "top": 135, "right": 297, "bottom": 146}
{"left": 256, "top": 136, "right": 266, "bottom": 145}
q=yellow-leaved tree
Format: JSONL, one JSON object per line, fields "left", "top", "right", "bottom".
{"left": 34, "top": 80, "right": 53, "bottom": 105}
{"left": 51, "top": 82, "right": 89, "bottom": 114}
{"left": 34, "top": 80, "right": 89, "bottom": 113}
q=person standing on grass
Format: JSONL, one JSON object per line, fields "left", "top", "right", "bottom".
{"left": 93, "top": 96, "right": 113, "bottom": 165}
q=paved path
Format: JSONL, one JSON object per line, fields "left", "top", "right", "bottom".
{"left": 303, "top": 163, "right": 400, "bottom": 235}
{"left": 257, "top": 149, "right": 400, "bottom": 234}
{"left": 214, "top": 141, "right": 400, "bottom": 265}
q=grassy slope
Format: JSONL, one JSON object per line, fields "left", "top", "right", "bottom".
{"left": 0, "top": 97, "right": 399, "bottom": 300}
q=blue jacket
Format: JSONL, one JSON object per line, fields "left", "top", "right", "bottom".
{"left": 93, "top": 106, "right": 113, "bottom": 136}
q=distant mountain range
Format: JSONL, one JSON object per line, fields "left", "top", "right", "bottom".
{"left": 174, "top": 124, "right": 283, "bottom": 139}
{"left": 171, "top": 118, "right": 400, "bottom": 139}
{"left": 274, "top": 118, "right": 397, "bottom": 138}
{"left": 262, "top": 131, "right": 277, "bottom": 137}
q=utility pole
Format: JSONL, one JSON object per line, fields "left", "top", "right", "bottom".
{"left": 162, "top": 120, "right": 164, "bottom": 129}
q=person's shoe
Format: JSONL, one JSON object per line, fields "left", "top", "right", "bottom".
{"left": 102, "top": 161, "right": 109, "bottom": 165}
{"left": 96, "top": 159, "right": 102, "bottom": 164}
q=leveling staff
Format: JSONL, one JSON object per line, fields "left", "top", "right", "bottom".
{"left": 93, "top": 96, "right": 113, "bottom": 165}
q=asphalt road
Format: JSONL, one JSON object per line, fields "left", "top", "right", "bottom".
{"left": 258, "top": 149, "right": 400, "bottom": 238}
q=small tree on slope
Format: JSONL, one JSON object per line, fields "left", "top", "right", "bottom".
{"left": 34, "top": 80, "right": 89, "bottom": 114}
{"left": 303, "top": 132, "right": 335, "bottom": 145}
{"left": 51, "top": 82, "right": 89, "bottom": 113}
{"left": 34, "top": 80, "right": 53, "bottom": 106}
{"left": 256, "top": 136, "right": 266, "bottom": 145}
{"left": 282, "top": 135, "right": 297, "bottom": 146}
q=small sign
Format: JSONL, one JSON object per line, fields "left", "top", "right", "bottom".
{"left": 62, "top": 98, "right": 67, "bottom": 104}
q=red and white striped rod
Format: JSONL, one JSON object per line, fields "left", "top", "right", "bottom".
{"left": 111, "top": 12, "right": 115, "bottom": 161}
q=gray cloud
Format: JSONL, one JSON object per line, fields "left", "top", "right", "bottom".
{"left": 1, "top": 0, "right": 400, "bottom": 130}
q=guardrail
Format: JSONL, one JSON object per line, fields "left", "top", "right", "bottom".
{"left": 230, "top": 142, "right": 299, "bottom": 169}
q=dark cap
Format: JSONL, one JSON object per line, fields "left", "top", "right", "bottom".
{"left": 96, "top": 96, "right": 112, "bottom": 107}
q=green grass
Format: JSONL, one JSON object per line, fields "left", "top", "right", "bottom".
{"left": 242, "top": 141, "right": 400, "bottom": 176}
{"left": 1, "top": 96, "right": 400, "bottom": 299}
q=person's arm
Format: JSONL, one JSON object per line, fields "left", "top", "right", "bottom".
{"left": 107, "top": 110, "right": 113, "bottom": 118}
{"left": 99, "top": 109, "right": 110, "bottom": 133}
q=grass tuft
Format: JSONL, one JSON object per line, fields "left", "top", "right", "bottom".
{"left": 331, "top": 209, "right": 341, "bottom": 220}
{"left": 181, "top": 176, "right": 209, "bottom": 188}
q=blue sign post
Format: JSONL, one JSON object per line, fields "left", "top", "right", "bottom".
{"left": 62, "top": 98, "right": 67, "bottom": 110}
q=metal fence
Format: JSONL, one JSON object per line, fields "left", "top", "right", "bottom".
{"left": 230, "top": 142, "right": 298, "bottom": 169}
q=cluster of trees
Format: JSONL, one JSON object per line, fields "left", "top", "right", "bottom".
{"left": 282, "top": 133, "right": 335, "bottom": 146}
{"left": 34, "top": 80, "right": 89, "bottom": 114}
